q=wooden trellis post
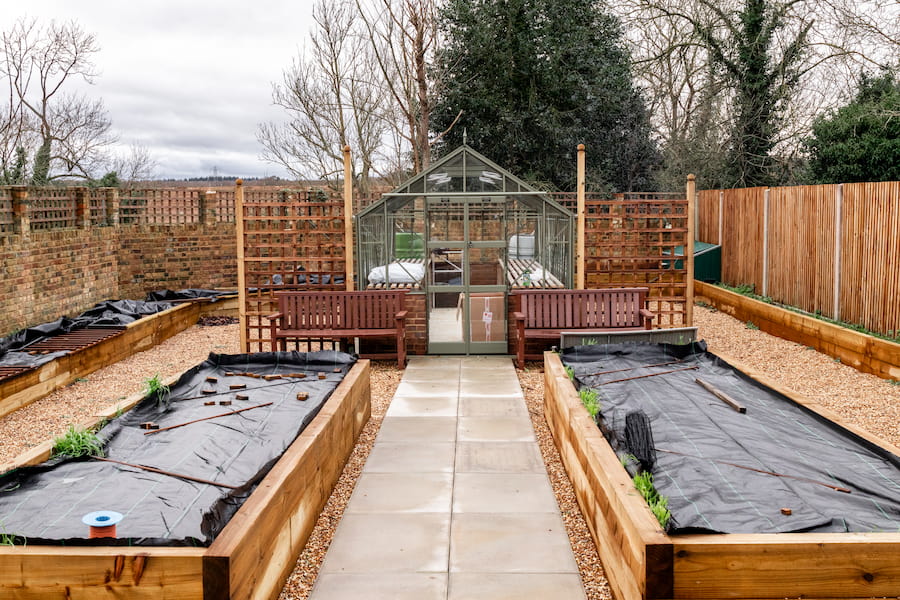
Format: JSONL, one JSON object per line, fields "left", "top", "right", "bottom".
{"left": 576, "top": 143, "right": 586, "bottom": 290}
{"left": 343, "top": 145, "right": 354, "bottom": 291}
{"left": 235, "top": 179, "right": 248, "bottom": 352}
{"left": 686, "top": 174, "right": 695, "bottom": 326}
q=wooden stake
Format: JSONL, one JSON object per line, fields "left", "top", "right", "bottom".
{"left": 92, "top": 456, "right": 239, "bottom": 489}
{"left": 599, "top": 365, "right": 698, "bottom": 385}
{"left": 144, "top": 402, "right": 274, "bottom": 436}
{"left": 695, "top": 377, "right": 747, "bottom": 413}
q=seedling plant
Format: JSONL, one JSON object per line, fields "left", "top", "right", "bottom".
{"left": 579, "top": 387, "right": 601, "bottom": 419}
{"left": 52, "top": 425, "right": 104, "bottom": 458}
{"left": 145, "top": 373, "right": 171, "bottom": 408}
{"left": 633, "top": 471, "right": 671, "bottom": 529}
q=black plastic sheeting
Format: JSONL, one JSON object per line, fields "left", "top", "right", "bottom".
{"left": 562, "top": 342, "right": 900, "bottom": 535}
{"left": 0, "top": 289, "right": 237, "bottom": 367}
{"left": 0, "top": 350, "right": 355, "bottom": 546}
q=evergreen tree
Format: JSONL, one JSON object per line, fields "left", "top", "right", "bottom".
{"left": 805, "top": 72, "right": 900, "bottom": 184}
{"left": 431, "top": 0, "right": 658, "bottom": 191}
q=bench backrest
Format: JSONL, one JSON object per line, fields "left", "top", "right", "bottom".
{"left": 514, "top": 288, "right": 649, "bottom": 329}
{"left": 275, "top": 291, "right": 407, "bottom": 330}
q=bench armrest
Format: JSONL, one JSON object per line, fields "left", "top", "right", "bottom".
{"left": 395, "top": 310, "right": 409, "bottom": 321}
{"left": 511, "top": 311, "right": 525, "bottom": 322}
{"left": 639, "top": 308, "right": 654, "bottom": 328}
{"left": 265, "top": 312, "right": 283, "bottom": 322}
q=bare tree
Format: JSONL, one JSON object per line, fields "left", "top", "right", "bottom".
{"left": 108, "top": 142, "right": 157, "bottom": 189}
{"left": 258, "top": 0, "right": 391, "bottom": 193}
{"left": 356, "top": 0, "right": 442, "bottom": 172}
{"left": 0, "top": 18, "right": 115, "bottom": 184}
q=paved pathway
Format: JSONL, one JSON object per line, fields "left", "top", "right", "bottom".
{"left": 309, "top": 356, "right": 586, "bottom": 600}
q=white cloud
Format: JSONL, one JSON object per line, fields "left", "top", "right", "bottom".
{"left": 1, "top": 1, "right": 317, "bottom": 179}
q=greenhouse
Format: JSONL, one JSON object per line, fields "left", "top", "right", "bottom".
{"left": 356, "top": 145, "right": 573, "bottom": 354}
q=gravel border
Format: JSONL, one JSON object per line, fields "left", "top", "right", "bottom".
{"left": 2, "top": 304, "right": 898, "bottom": 598}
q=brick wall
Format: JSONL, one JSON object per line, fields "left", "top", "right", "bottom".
{"left": 0, "top": 223, "right": 237, "bottom": 336}
{"left": 117, "top": 224, "right": 237, "bottom": 298}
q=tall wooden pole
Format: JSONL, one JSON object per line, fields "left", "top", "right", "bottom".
{"left": 576, "top": 143, "right": 586, "bottom": 289}
{"left": 235, "top": 179, "right": 248, "bottom": 352}
{"left": 343, "top": 145, "right": 355, "bottom": 291}
{"left": 686, "top": 174, "right": 696, "bottom": 326}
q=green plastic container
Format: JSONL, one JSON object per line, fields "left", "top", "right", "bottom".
{"left": 665, "top": 241, "right": 721, "bottom": 282}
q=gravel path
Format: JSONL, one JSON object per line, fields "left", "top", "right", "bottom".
{"left": 1, "top": 304, "right": 898, "bottom": 598}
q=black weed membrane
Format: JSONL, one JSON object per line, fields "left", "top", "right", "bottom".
{"left": 562, "top": 342, "right": 900, "bottom": 535}
{"left": 0, "top": 350, "right": 354, "bottom": 546}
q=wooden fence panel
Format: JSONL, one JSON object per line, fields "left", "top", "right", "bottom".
{"left": 767, "top": 185, "right": 837, "bottom": 315}
{"left": 841, "top": 181, "right": 900, "bottom": 336}
{"left": 698, "top": 181, "right": 900, "bottom": 338}
{"left": 720, "top": 187, "right": 765, "bottom": 291}
{"left": 697, "top": 189, "right": 720, "bottom": 244}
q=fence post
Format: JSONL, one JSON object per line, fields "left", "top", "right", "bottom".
{"left": 762, "top": 188, "right": 770, "bottom": 297}
{"left": 718, "top": 190, "right": 724, "bottom": 246}
{"left": 833, "top": 184, "right": 843, "bottom": 321}
{"left": 686, "top": 174, "right": 696, "bottom": 327}
{"left": 235, "top": 179, "right": 248, "bottom": 352}
{"left": 576, "top": 143, "right": 586, "bottom": 289}
{"left": 199, "top": 190, "right": 217, "bottom": 225}
{"left": 75, "top": 187, "right": 90, "bottom": 229}
{"left": 11, "top": 186, "right": 29, "bottom": 239}
{"left": 343, "top": 145, "right": 355, "bottom": 291}
{"left": 105, "top": 188, "right": 119, "bottom": 226}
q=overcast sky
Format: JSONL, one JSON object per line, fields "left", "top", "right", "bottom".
{"left": 2, "top": 1, "right": 317, "bottom": 180}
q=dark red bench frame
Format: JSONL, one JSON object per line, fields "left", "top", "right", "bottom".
{"left": 266, "top": 290, "right": 408, "bottom": 366}
{"left": 511, "top": 288, "right": 653, "bottom": 368}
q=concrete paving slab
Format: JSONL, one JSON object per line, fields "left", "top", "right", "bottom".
{"left": 455, "top": 442, "right": 545, "bottom": 473}
{"left": 364, "top": 442, "right": 456, "bottom": 473}
{"left": 377, "top": 416, "right": 458, "bottom": 442}
{"left": 347, "top": 473, "right": 453, "bottom": 513}
{"left": 452, "top": 473, "right": 558, "bottom": 514}
{"left": 449, "top": 513, "right": 579, "bottom": 573}
{"left": 458, "top": 417, "right": 536, "bottom": 442}
{"left": 386, "top": 396, "right": 458, "bottom": 417}
{"left": 460, "top": 379, "right": 524, "bottom": 397}
{"left": 394, "top": 380, "right": 460, "bottom": 398}
{"left": 458, "top": 395, "right": 528, "bottom": 417}
{"left": 448, "top": 573, "right": 586, "bottom": 600}
{"left": 313, "top": 573, "right": 448, "bottom": 600}
{"left": 321, "top": 513, "right": 450, "bottom": 574}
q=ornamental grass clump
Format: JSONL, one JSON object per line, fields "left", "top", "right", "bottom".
{"left": 52, "top": 425, "right": 104, "bottom": 459}
{"left": 579, "top": 386, "right": 601, "bottom": 419}
{"left": 144, "top": 373, "right": 171, "bottom": 408}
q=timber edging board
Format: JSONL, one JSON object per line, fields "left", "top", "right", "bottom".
{"left": 696, "top": 280, "right": 900, "bottom": 381}
{"left": 0, "top": 359, "right": 371, "bottom": 600}
{"left": 0, "top": 296, "right": 239, "bottom": 420}
{"left": 544, "top": 351, "right": 900, "bottom": 600}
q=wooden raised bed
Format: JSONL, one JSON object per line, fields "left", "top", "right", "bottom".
{"left": 0, "top": 296, "right": 239, "bottom": 420}
{"left": 0, "top": 359, "right": 371, "bottom": 600}
{"left": 544, "top": 351, "right": 900, "bottom": 600}
{"left": 696, "top": 280, "right": 900, "bottom": 381}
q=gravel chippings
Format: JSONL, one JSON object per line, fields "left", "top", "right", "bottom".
{"left": 518, "top": 366, "right": 613, "bottom": 600}
{"left": 278, "top": 361, "right": 402, "bottom": 600}
{"left": 695, "top": 305, "right": 900, "bottom": 447}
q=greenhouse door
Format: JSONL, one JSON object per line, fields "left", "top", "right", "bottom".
{"left": 426, "top": 196, "right": 507, "bottom": 355}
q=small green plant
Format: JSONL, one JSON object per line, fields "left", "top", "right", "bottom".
{"left": 745, "top": 321, "right": 759, "bottom": 330}
{"left": 633, "top": 471, "right": 671, "bottom": 529}
{"left": 144, "top": 374, "right": 171, "bottom": 408}
{"left": 620, "top": 453, "right": 639, "bottom": 469}
{"left": 889, "top": 379, "right": 900, "bottom": 386}
{"left": 74, "top": 377, "right": 89, "bottom": 383}
{"left": 579, "top": 387, "right": 601, "bottom": 419}
{"left": 564, "top": 365, "right": 575, "bottom": 380}
{"left": 52, "top": 425, "right": 104, "bottom": 458}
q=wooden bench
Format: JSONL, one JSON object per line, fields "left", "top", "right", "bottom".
{"left": 511, "top": 288, "right": 653, "bottom": 368}
{"left": 266, "top": 291, "right": 408, "bottom": 366}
